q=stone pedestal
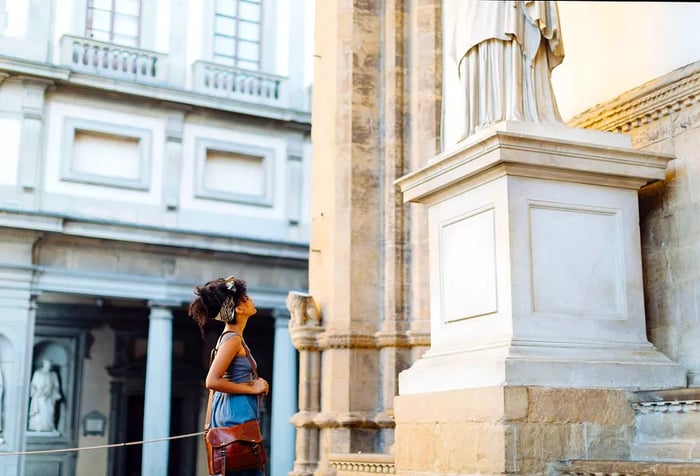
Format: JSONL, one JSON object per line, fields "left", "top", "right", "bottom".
{"left": 395, "top": 121, "right": 685, "bottom": 394}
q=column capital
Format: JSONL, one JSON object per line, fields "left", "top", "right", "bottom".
{"left": 286, "top": 291, "right": 321, "bottom": 330}
{"left": 148, "top": 299, "right": 181, "bottom": 309}
{"left": 20, "top": 77, "right": 53, "bottom": 120}
{"left": 147, "top": 300, "right": 178, "bottom": 320}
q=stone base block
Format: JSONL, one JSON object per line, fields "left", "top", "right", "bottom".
{"left": 394, "top": 386, "right": 635, "bottom": 475}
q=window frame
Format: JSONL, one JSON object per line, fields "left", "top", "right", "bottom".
{"left": 211, "top": 0, "right": 264, "bottom": 71}
{"left": 85, "top": 0, "right": 143, "bottom": 48}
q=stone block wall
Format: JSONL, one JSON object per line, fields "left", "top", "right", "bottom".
{"left": 394, "top": 387, "right": 635, "bottom": 475}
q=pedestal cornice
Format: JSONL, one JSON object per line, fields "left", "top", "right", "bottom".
{"left": 396, "top": 121, "right": 674, "bottom": 204}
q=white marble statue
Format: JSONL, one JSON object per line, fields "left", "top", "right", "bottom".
{"left": 27, "top": 359, "right": 62, "bottom": 433}
{"left": 447, "top": 0, "right": 565, "bottom": 138}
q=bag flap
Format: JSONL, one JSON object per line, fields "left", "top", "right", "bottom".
{"left": 205, "top": 420, "right": 263, "bottom": 447}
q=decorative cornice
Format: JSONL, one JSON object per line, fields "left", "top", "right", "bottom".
{"left": 396, "top": 121, "right": 672, "bottom": 205}
{"left": 0, "top": 209, "right": 309, "bottom": 260}
{"left": 568, "top": 60, "right": 700, "bottom": 134}
{"left": 0, "top": 57, "right": 311, "bottom": 126}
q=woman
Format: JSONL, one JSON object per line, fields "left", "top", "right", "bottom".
{"left": 189, "top": 275, "right": 269, "bottom": 476}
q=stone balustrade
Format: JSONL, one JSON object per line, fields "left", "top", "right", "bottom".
{"left": 192, "top": 60, "right": 288, "bottom": 107}
{"left": 60, "top": 35, "right": 167, "bottom": 83}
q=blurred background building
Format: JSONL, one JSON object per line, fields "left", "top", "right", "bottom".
{"left": 0, "top": 0, "right": 313, "bottom": 475}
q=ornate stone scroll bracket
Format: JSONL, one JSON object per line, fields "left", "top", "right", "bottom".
{"left": 287, "top": 291, "right": 323, "bottom": 351}
{"left": 287, "top": 291, "right": 321, "bottom": 328}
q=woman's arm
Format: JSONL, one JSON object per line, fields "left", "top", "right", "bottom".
{"left": 205, "top": 335, "right": 267, "bottom": 395}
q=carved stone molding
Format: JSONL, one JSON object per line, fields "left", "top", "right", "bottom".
{"left": 632, "top": 400, "right": 700, "bottom": 414}
{"left": 630, "top": 388, "right": 700, "bottom": 414}
{"left": 375, "top": 330, "right": 410, "bottom": 348}
{"left": 569, "top": 61, "right": 700, "bottom": 134}
{"left": 318, "top": 330, "right": 377, "bottom": 349}
{"left": 328, "top": 453, "right": 396, "bottom": 474}
{"left": 289, "top": 410, "right": 320, "bottom": 429}
{"left": 289, "top": 326, "right": 324, "bottom": 351}
{"left": 406, "top": 330, "right": 430, "bottom": 347}
{"left": 290, "top": 411, "right": 395, "bottom": 430}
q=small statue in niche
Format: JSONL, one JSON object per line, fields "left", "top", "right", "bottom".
{"left": 27, "top": 359, "right": 62, "bottom": 433}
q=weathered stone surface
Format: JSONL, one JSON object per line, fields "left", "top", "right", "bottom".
{"left": 395, "top": 387, "right": 634, "bottom": 475}
{"left": 553, "top": 460, "right": 700, "bottom": 476}
{"left": 526, "top": 388, "right": 635, "bottom": 426}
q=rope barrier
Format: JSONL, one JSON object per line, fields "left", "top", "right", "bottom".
{"left": 0, "top": 431, "right": 206, "bottom": 456}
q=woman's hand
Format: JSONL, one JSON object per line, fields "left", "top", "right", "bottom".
{"left": 251, "top": 378, "right": 269, "bottom": 395}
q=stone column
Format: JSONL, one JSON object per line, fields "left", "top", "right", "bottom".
{"left": 141, "top": 303, "right": 174, "bottom": 476}
{"left": 407, "top": 0, "right": 441, "bottom": 364}
{"left": 270, "top": 309, "right": 298, "bottom": 476}
{"left": 0, "top": 231, "right": 38, "bottom": 476}
{"left": 310, "top": 1, "right": 384, "bottom": 469}
{"left": 18, "top": 78, "right": 51, "bottom": 210}
{"left": 287, "top": 292, "right": 322, "bottom": 476}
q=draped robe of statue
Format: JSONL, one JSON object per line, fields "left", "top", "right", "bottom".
{"left": 448, "top": 0, "right": 565, "bottom": 138}
{"left": 27, "top": 360, "right": 62, "bottom": 433}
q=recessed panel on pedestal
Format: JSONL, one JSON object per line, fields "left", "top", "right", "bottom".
{"left": 529, "top": 202, "right": 626, "bottom": 318}
{"left": 439, "top": 207, "right": 497, "bottom": 323}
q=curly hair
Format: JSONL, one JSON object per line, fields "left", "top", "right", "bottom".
{"left": 188, "top": 276, "right": 248, "bottom": 334}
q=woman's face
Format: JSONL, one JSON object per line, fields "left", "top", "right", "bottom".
{"left": 237, "top": 295, "right": 257, "bottom": 318}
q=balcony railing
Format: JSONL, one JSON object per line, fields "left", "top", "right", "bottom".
{"left": 192, "top": 61, "right": 289, "bottom": 108}
{"left": 60, "top": 35, "right": 167, "bottom": 84}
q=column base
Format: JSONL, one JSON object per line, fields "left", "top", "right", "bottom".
{"left": 399, "top": 340, "right": 686, "bottom": 394}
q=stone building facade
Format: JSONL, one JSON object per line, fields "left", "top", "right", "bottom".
{"left": 0, "top": 1, "right": 312, "bottom": 475}
{"left": 291, "top": 1, "right": 700, "bottom": 475}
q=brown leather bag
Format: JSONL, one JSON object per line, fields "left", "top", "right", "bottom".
{"left": 204, "top": 332, "right": 267, "bottom": 475}
{"left": 204, "top": 419, "right": 266, "bottom": 474}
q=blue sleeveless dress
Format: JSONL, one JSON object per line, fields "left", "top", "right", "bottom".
{"left": 210, "top": 333, "right": 264, "bottom": 476}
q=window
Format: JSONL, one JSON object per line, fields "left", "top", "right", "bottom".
{"left": 86, "top": 0, "right": 141, "bottom": 47}
{"left": 213, "top": 0, "right": 262, "bottom": 70}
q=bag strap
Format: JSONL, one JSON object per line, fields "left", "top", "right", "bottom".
{"left": 203, "top": 330, "right": 258, "bottom": 431}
